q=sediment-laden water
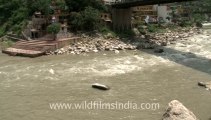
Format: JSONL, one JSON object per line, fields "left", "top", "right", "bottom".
{"left": 0, "top": 29, "right": 211, "bottom": 120}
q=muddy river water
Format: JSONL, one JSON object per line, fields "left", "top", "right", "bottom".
{"left": 0, "top": 29, "right": 211, "bottom": 120}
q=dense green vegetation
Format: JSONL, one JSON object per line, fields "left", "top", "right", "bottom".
{"left": 0, "top": 0, "right": 54, "bottom": 36}
{"left": 0, "top": 0, "right": 105, "bottom": 37}
{"left": 69, "top": 6, "right": 101, "bottom": 31}
{"left": 0, "top": 0, "right": 211, "bottom": 37}
{"left": 66, "top": 0, "right": 106, "bottom": 31}
{"left": 0, "top": 0, "right": 54, "bottom": 50}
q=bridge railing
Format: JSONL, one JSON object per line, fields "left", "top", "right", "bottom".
{"left": 111, "top": 0, "right": 195, "bottom": 6}
{"left": 111, "top": 0, "right": 144, "bottom": 5}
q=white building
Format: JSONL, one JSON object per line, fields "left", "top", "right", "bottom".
{"left": 102, "top": 0, "right": 116, "bottom": 5}
{"left": 156, "top": 5, "right": 172, "bottom": 23}
{"left": 133, "top": 4, "right": 172, "bottom": 23}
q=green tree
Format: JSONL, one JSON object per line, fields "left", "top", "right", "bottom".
{"left": 0, "top": 0, "right": 107, "bottom": 36}
{"left": 29, "top": 0, "right": 51, "bottom": 15}
{"left": 69, "top": 12, "right": 83, "bottom": 31}
{"left": 0, "top": 0, "right": 52, "bottom": 37}
{"left": 55, "top": 0, "right": 68, "bottom": 11}
{"left": 69, "top": 6, "right": 101, "bottom": 31}
{"left": 47, "top": 23, "right": 61, "bottom": 40}
{"left": 0, "top": 0, "right": 29, "bottom": 36}
{"left": 82, "top": 6, "right": 100, "bottom": 30}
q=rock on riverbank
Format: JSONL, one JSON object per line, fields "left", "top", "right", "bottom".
{"left": 163, "top": 100, "right": 197, "bottom": 120}
{"left": 198, "top": 81, "right": 211, "bottom": 90}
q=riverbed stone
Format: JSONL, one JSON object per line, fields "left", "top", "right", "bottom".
{"left": 161, "top": 42, "right": 167, "bottom": 46}
{"left": 114, "top": 50, "right": 120, "bottom": 54}
{"left": 93, "top": 49, "right": 98, "bottom": 53}
{"left": 163, "top": 100, "right": 197, "bottom": 120}
{"left": 133, "top": 28, "right": 140, "bottom": 36}
{"left": 198, "top": 81, "right": 211, "bottom": 90}
{"left": 104, "top": 33, "right": 114, "bottom": 39}
{"left": 154, "top": 48, "right": 164, "bottom": 53}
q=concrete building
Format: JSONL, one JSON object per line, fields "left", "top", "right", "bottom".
{"left": 132, "top": 4, "right": 174, "bottom": 23}
{"left": 100, "top": 13, "right": 112, "bottom": 27}
{"left": 132, "top": 5, "right": 158, "bottom": 25}
{"left": 157, "top": 5, "right": 172, "bottom": 23}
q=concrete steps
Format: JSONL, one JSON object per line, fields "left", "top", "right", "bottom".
{"left": 2, "top": 37, "right": 81, "bottom": 57}
{"left": 2, "top": 40, "right": 56, "bottom": 57}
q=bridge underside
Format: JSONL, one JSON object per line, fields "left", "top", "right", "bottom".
{"left": 112, "top": 0, "right": 195, "bottom": 8}
{"left": 111, "top": 0, "right": 196, "bottom": 31}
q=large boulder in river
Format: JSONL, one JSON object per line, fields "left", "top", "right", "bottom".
{"left": 92, "top": 83, "right": 110, "bottom": 90}
{"left": 163, "top": 100, "right": 197, "bottom": 120}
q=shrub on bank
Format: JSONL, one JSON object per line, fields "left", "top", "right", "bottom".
{"left": 116, "top": 30, "right": 135, "bottom": 38}
{"left": 0, "top": 38, "right": 15, "bottom": 49}
{"left": 99, "top": 26, "right": 116, "bottom": 38}
{"left": 0, "top": 27, "right": 6, "bottom": 37}
{"left": 47, "top": 23, "right": 61, "bottom": 40}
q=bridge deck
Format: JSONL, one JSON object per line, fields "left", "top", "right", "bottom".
{"left": 112, "top": 0, "right": 195, "bottom": 8}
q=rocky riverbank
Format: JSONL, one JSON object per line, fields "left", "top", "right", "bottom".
{"left": 49, "top": 37, "right": 137, "bottom": 55}
{"left": 47, "top": 27, "right": 202, "bottom": 55}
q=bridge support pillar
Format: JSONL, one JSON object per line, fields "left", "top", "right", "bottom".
{"left": 112, "top": 8, "right": 132, "bottom": 31}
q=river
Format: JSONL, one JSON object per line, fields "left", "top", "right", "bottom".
{"left": 0, "top": 29, "right": 211, "bottom": 120}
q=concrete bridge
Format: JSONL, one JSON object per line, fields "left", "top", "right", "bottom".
{"left": 110, "top": 0, "right": 196, "bottom": 31}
